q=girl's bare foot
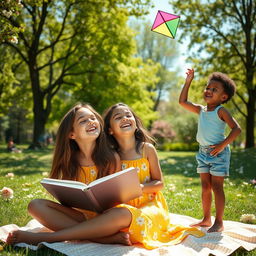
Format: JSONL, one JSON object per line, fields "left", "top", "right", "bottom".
{"left": 6, "top": 230, "right": 51, "bottom": 245}
{"left": 91, "top": 232, "right": 132, "bottom": 245}
{"left": 6, "top": 231, "right": 18, "bottom": 244}
{"left": 7, "top": 230, "right": 132, "bottom": 246}
{"left": 190, "top": 218, "right": 212, "bottom": 228}
{"left": 207, "top": 221, "right": 224, "bottom": 233}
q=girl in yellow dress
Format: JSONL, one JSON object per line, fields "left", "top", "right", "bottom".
{"left": 103, "top": 103, "right": 204, "bottom": 249}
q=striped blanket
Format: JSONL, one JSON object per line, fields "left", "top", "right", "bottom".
{"left": 1, "top": 213, "right": 255, "bottom": 256}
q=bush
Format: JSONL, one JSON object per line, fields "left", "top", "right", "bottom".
{"left": 160, "top": 142, "right": 199, "bottom": 151}
{"left": 150, "top": 120, "right": 175, "bottom": 145}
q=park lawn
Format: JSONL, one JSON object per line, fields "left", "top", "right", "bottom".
{"left": 0, "top": 144, "right": 255, "bottom": 256}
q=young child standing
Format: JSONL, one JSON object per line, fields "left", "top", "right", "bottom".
{"left": 103, "top": 103, "right": 204, "bottom": 248}
{"left": 179, "top": 69, "right": 241, "bottom": 232}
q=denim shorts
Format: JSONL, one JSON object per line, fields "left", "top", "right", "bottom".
{"left": 196, "top": 145, "right": 231, "bottom": 176}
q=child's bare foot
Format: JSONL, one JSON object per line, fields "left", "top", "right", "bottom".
{"left": 190, "top": 218, "right": 212, "bottom": 228}
{"left": 91, "top": 232, "right": 132, "bottom": 245}
{"left": 207, "top": 221, "right": 224, "bottom": 233}
{"left": 6, "top": 230, "right": 50, "bottom": 245}
{"left": 108, "top": 232, "right": 132, "bottom": 245}
{"left": 6, "top": 231, "right": 18, "bottom": 244}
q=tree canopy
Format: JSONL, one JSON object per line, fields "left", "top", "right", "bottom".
{"left": 1, "top": 0, "right": 160, "bottom": 146}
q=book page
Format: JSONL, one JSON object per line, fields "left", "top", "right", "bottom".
{"left": 88, "top": 168, "right": 134, "bottom": 187}
{"left": 41, "top": 178, "right": 88, "bottom": 190}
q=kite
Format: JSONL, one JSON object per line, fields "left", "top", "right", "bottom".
{"left": 151, "top": 10, "right": 180, "bottom": 39}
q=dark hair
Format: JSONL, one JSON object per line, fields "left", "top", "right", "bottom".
{"left": 103, "top": 103, "right": 155, "bottom": 154}
{"left": 50, "top": 103, "right": 116, "bottom": 180}
{"left": 208, "top": 72, "right": 236, "bottom": 103}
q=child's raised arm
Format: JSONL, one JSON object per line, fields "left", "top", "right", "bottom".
{"left": 179, "top": 68, "right": 201, "bottom": 114}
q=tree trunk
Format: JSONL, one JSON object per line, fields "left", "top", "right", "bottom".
{"left": 245, "top": 91, "right": 255, "bottom": 148}
{"left": 16, "top": 113, "right": 21, "bottom": 144}
{"left": 31, "top": 101, "right": 48, "bottom": 149}
{"left": 28, "top": 61, "right": 49, "bottom": 149}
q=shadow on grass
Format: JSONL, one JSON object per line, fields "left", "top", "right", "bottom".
{"left": 160, "top": 149, "right": 256, "bottom": 182}
{"left": 0, "top": 147, "right": 53, "bottom": 176}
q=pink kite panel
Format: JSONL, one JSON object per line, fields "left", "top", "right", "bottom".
{"left": 151, "top": 11, "right": 164, "bottom": 30}
{"left": 159, "top": 10, "right": 180, "bottom": 22}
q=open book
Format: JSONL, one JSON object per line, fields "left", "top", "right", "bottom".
{"left": 41, "top": 167, "right": 142, "bottom": 213}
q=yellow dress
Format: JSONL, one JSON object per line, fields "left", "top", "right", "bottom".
{"left": 118, "top": 157, "right": 204, "bottom": 249}
{"left": 77, "top": 163, "right": 204, "bottom": 249}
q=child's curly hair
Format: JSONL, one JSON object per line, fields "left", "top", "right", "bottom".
{"left": 208, "top": 72, "right": 236, "bottom": 103}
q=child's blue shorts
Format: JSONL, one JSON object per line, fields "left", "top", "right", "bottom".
{"left": 196, "top": 145, "right": 231, "bottom": 177}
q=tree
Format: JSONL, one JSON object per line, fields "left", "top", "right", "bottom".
{"left": 172, "top": 0, "right": 256, "bottom": 148}
{"left": 3, "top": 0, "right": 152, "bottom": 148}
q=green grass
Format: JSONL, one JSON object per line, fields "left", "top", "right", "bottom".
{"left": 0, "top": 145, "right": 255, "bottom": 255}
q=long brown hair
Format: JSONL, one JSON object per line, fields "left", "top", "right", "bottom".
{"left": 103, "top": 103, "right": 155, "bottom": 154}
{"left": 50, "top": 103, "right": 116, "bottom": 180}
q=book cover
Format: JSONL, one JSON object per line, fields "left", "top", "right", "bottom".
{"left": 41, "top": 167, "right": 142, "bottom": 212}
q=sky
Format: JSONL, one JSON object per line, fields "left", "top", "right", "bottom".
{"left": 138, "top": 0, "right": 189, "bottom": 73}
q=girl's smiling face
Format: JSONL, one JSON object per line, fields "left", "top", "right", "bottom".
{"left": 70, "top": 107, "right": 101, "bottom": 141}
{"left": 109, "top": 106, "right": 137, "bottom": 136}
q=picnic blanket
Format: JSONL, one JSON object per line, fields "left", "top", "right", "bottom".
{"left": 1, "top": 213, "right": 256, "bottom": 256}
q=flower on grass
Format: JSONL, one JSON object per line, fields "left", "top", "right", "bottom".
{"left": 240, "top": 214, "right": 256, "bottom": 223}
{"left": 5, "top": 172, "right": 14, "bottom": 178}
{"left": 250, "top": 179, "right": 256, "bottom": 185}
{"left": 22, "top": 183, "right": 31, "bottom": 187}
{"left": 42, "top": 172, "right": 48, "bottom": 176}
{"left": 1, "top": 187, "right": 14, "bottom": 199}
{"left": 168, "top": 184, "right": 176, "bottom": 192}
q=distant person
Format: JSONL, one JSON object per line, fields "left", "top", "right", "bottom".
{"left": 7, "top": 137, "right": 22, "bottom": 153}
{"left": 179, "top": 69, "right": 241, "bottom": 232}
{"left": 46, "top": 135, "right": 53, "bottom": 146}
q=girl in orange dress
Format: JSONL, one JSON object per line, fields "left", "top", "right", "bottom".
{"left": 103, "top": 103, "right": 204, "bottom": 249}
